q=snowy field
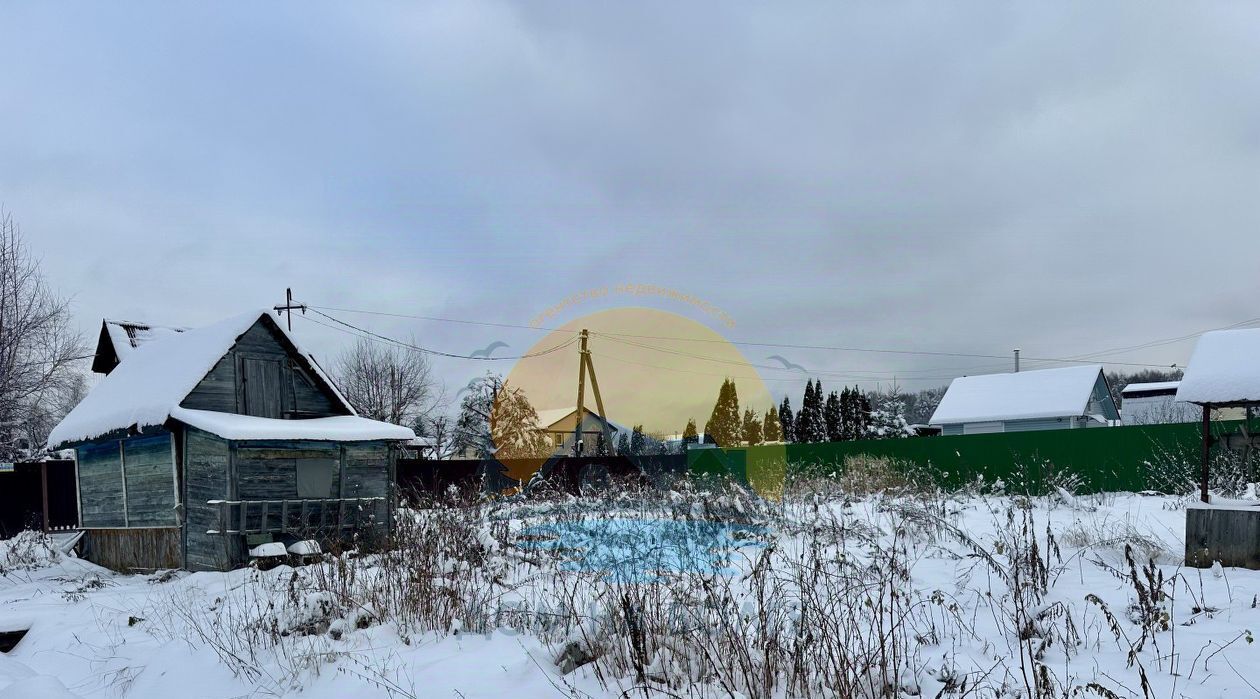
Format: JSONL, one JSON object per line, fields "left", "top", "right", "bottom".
{"left": 1, "top": 481, "right": 1258, "bottom": 698}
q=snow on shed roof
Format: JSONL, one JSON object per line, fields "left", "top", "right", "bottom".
{"left": 92, "top": 319, "right": 189, "bottom": 374}
{"left": 172, "top": 408, "right": 414, "bottom": 442}
{"left": 49, "top": 310, "right": 406, "bottom": 448}
{"left": 1175, "top": 329, "right": 1260, "bottom": 406}
{"left": 929, "top": 365, "right": 1107, "bottom": 425}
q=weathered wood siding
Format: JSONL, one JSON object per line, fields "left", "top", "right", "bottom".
{"left": 343, "top": 442, "right": 391, "bottom": 498}
{"left": 184, "top": 428, "right": 237, "bottom": 571}
{"left": 77, "top": 441, "right": 126, "bottom": 527}
{"left": 77, "top": 431, "right": 175, "bottom": 528}
{"left": 180, "top": 317, "right": 347, "bottom": 418}
{"left": 234, "top": 441, "right": 341, "bottom": 500}
{"left": 83, "top": 527, "right": 182, "bottom": 571}
{"left": 1185, "top": 506, "right": 1260, "bottom": 570}
{"left": 123, "top": 434, "right": 178, "bottom": 526}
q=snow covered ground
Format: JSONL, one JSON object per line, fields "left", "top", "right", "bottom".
{"left": 1, "top": 485, "right": 1258, "bottom": 698}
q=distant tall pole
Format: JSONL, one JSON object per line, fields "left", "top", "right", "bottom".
{"left": 573, "top": 329, "right": 589, "bottom": 455}
{"left": 1014, "top": 348, "right": 1021, "bottom": 373}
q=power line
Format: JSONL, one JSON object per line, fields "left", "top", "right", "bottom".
{"left": 300, "top": 310, "right": 578, "bottom": 361}
{"left": 308, "top": 304, "right": 565, "bottom": 333}
{"left": 308, "top": 301, "right": 1246, "bottom": 372}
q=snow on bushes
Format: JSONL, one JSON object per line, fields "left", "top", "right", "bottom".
{"left": 0, "top": 531, "right": 61, "bottom": 574}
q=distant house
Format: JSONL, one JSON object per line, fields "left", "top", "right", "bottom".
{"left": 929, "top": 365, "right": 1119, "bottom": 435}
{"left": 48, "top": 310, "right": 414, "bottom": 572}
{"left": 1120, "top": 381, "right": 1200, "bottom": 425}
{"left": 536, "top": 406, "right": 630, "bottom": 456}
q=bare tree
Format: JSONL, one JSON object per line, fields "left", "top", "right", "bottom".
{"left": 0, "top": 211, "right": 88, "bottom": 457}
{"left": 334, "top": 337, "right": 440, "bottom": 429}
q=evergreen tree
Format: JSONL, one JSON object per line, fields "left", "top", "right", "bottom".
{"left": 682, "top": 418, "right": 699, "bottom": 444}
{"left": 616, "top": 431, "right": 630, "bottom": 455}
{"left": 857, "top": 391, "right": 873, "bottom": 439}
{"left": 630, "top": 424, "right": 646, "bottom": 455}
{"left": 707, "top": 378, "right": 742, "bottom": 446}
{"left": 742, "top": 408, "right": 763, "bottom": 445}
{"left": 838, "top": 385, "right": 873, "bottom": 440}
{"left": 824, "top": 390, "right": 842, "bottom": 442}
{"left": 779, "top": 396, "right": 795, "bottom": 443}
{"left": 868, "top": 385, "right": 912, "bottom": 439}
{"left": 796, "top": 379, "right": 827, "bottom": 443}
{"left": 763, "top": 406, "right": 782, "bottom": 442}
{"left": 795, "top": 381, "right": 812, "bottom": 442}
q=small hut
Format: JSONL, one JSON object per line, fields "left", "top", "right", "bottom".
{"left": 48, "top": 310, "right": 414, "bottom": 572}
{"left": 1175, "top": 328, "right": 1260, "bottom": 569}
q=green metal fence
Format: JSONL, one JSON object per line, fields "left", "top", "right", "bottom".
{"left": 688, "top": 420, "right": 1254, "bottom": 495}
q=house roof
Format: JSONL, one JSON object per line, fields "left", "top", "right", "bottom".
{"left": 1121, "top": 381, "right": 1180, "bottom": 396}
{"left": 535, "top": 406, "right": 630, "bottom": 434}
{"left": 929, "top": 365, "right": 1109, "bottom": 425}
{"left": 1175, "top": 329, "right": 1260, "bottom": 406}
{"left": 91, "top": 319, "right": 189, "bottom": 374}
{"left": 49, "top": 310, "right": 413, "bottom": 448}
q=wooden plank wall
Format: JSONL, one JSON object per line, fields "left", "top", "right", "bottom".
{"left": 184, "top": 428, "right": 236, "bottom": 571}
{"left": 84, "top": 527, "right": 182, "bottom": 572}
{"left": 1185, "top": 507, "right": 1260, "bottom": 570}
{"left": 179, "top": 318, "right": 347, "bottom": 418}
{"left": 77, "top": 442, "right": 126, "bottom": 527}
{"left": 234, "top": 441, "right": 340, "bottom": 499}
{"left": 123, "top": 434, "right": 178, "bottom": 526}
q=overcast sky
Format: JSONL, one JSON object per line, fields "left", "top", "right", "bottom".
{"left": 4, "top": 2, "right": 1259, "bottom": 407}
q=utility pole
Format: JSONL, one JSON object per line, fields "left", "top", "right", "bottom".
{"left": 274, "top": 287, "right": 307, "bottom": 331}
{"left": 572, "top": 329, "right": 614, "bottom": 456}
{"left": 1013, "top": 348, "right": 1021, "bottom": 373}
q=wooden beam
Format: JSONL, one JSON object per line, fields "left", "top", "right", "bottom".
{"left": 40, "top": 462, "right": 49, "bottom": 533}
{"left": 1201, "top": 404, "right": 1211, "bottom": 503}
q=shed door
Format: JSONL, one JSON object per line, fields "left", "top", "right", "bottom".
{"left": 241, "top": 357, "right": 284, "bottom": 418}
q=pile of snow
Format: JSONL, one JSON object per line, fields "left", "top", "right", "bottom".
{"left": 1176, "top": 328, "right": 1260, "bottom": 405}
{"left": 930, "top": 365, "right": 1105, "bottom": 424}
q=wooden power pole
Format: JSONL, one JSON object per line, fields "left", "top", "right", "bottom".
{"left": 572, "top": 329, "right": 614, "bottom": 455}
{"left": 273, "top": 287, "right": 307, "bottom": 331}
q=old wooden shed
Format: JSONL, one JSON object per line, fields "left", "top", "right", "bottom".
{"left": 48, "top": 310, "right": 414, "bottom": 572}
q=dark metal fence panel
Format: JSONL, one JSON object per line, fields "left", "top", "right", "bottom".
{"left": 0, "top": 460, "right": 78, "bottom": 538}
{"left": 397, "top": 454, "right": 688, "bottom": 497}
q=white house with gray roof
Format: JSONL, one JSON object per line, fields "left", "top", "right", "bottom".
{"left": 930, "top": 365, "right": 1119, "bottom": 435}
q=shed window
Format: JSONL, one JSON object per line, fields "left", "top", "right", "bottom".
{"left": 296, "top": 458, "right": 338, "bottom": 498}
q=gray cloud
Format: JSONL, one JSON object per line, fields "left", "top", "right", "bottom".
{"left": 3, "top": 1, "right": 1257, "bottom": 402}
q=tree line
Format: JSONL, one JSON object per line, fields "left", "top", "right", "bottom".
{"left": 689, "top": 378, "right": 938, "bottom": 448}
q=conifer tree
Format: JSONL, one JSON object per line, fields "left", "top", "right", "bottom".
{"left": 616, "top": 431, "right": 630, "bottom": 455}
{"left": 779, "top": 396, "right": 795, "bottom": 443}
{"left": 630, "top": 424, "right": 646, "bottom": 455}
{"left": 824, "top": 390, "right": 842, "bottom": 442}
{"left": 707, "top": 379, "right": 742, "bottom": 446}
{"left": 797, "top": 379, "right": 827, "bottom": 443}
{"left": 682, "top": 418, "right": 699, "bottom": 444}
{"left": 742, "top": 408, "right": 763, "bottom": 445}
{"left": 763, "top": 406, "right": 782, "bottom": 442}
{"left": 795, "top": 381, "right": 813, "bottom": 442}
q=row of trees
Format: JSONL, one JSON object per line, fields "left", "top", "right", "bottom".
{"left": 685, "top": 377, "right": 924, "bottom": 448}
